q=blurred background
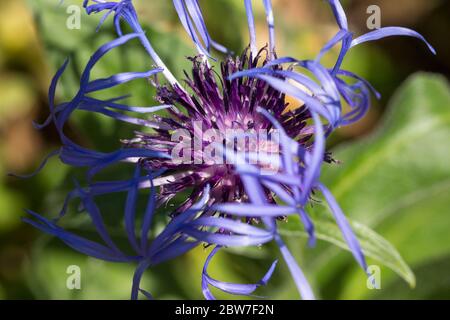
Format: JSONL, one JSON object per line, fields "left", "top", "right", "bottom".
{"left": 0, "top": 0, "right": 449, "bottom": 299}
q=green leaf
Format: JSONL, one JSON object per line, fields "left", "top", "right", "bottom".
{"left": 278, "top": 206, "right": 416, "bottom": 288}
{"left": 311, "top": 73, "right": 450, "bottom": 299}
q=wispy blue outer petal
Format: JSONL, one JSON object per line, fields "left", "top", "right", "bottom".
{"left": 339, "top": 82, "right": 370, "bottom": 125}
{"left": 30, "top": 32, "right": 174, "bottom": 185}
{"left": 148, "top": 185, "right": 211, "bottom": 254}
{"left": 77, "top": 103, "right": 170, "bottom": 130}
{"left": 8, "top": 149, "right": 60, "bottom": 179}
{"left": 25, "top": 171, "right": 209, "bottom": 300}
{"left": 81, "top": 96, "right": 173, "bottom": 113}
{"left": 244, "top": 0, "right": 257, "bottom": 57}
{"left": 87, "top": 175, "right": 155, "bottom": 198}
{"left": 261, "top": 180, "right": 295, "bottom": 206}
{"left": 189, "top": 217, "right": 273, "bottom": 237}
{"left": 140, "top": 173, "right": 157, "bottom": 252}
{"left": 316, "top": 29, "right": 349, "bottom": 62}
{"left": 138, "top": 289, "right": 154, "bottom": 300}
{"left": 131, "top": 258, "right": 152, "bottom": 300}
{"left": 331, "top": 33, "right": 352, "bottom": 74}
{"left": 33, "top": 58, "right": 69, "bottom": 130}
{"left": 318, "top": 184, "right": 367, "bottom": 271}
{"left": 150, "top": 237, "right": 199, "bottom": 265}
{"left": 124, "top": 166, "right": 142, "bottom": 254}
{"left": 351, "top": 27, "right": 436, "bottom": 55}
{"left": 85, "top": 69, "right": 163, "bottom": 93}
{"left": 55, "top": 172, "right": 161, "bottom": 221}
{"left": 274, "top": 234, "right": 315, "bottom": 300}
{"left": 233, "top": 72, "right": 333, "bottom": 122}
{"left": 184, "top": 0, "right": 210, "bottom": 48}
{"left": 214, "top": 203, "right": 296, "bottom": 217}
{"left": 201, "top": 246, "right": 278, "bottom": 300}
{"left": 256, "top": 108, "right": 317, "bottom": 246}
{"left": 76, "top": 183, "right": 124, "bottom": 255}
{"left": 256, "top": 107, "right": 295, "bottom": 176}
{"left": 184, "top": 228, "right": 273, "bottom": 247}
{"left": 83, "top": 0, "right": 180, "bottom": 85}
{"left": 23, "top": 210, "right": 134, "bottom": 263}
{"left": 335, "top": 69, "right": 381, "bottom": 99}
{"left": 59, "top": 146, "right": 170, "bottom": 180}
{"left": 301, "top": 112, "right": 325, "bottom": 202}
{"left": 240, "top": 175, "right": 277, "bottom": 232}
{"left": 235, "top": 169, "right": 303, "bottom": 187}
{"left": 327, "top": 0, "right": 348, "bottom": 30}
{"left": 172, "top": 0, "right": 227, "bottom": 57}
{"left": 262, "top": 0, "right": 275, "bottom": 58}
{"left": 185, "top": 0, "right": 228, "bottom": 54}
{"left": 229, "top": 68, "right": 321, "bottom": 94}
{"left": 80, "top": 33, "right": 142, "bottom": 86}
{"left": 173, "top": 0, "right": 211, "bottom": 58}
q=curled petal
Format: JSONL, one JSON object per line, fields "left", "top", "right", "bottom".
{"left": 81, "top": 33, "right": 142, "bottom": 85}
{"left": 8, "top": 149, "right": 60, "bottom": 179}
{"left": 33, "top": 58, "right": 70, "bottom": 130}
{"left": 335, "top": 69, "right": 381, "bottom": 99}
{"left": 202, "top": 246, "right": 278, "bottom": 300}
{"left": 84, "top": 0, "right": 180, "bottom": 86}
{"left": 351, "top": 27, "right": 436, "bottom": 55}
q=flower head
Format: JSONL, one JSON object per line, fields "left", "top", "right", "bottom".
{"left": 19, "top": 0, "right": 435, "bottom": 300}
{"left": 125, "top": 48, "right": 313, "bottom": 213}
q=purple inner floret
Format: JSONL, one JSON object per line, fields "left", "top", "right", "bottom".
{"left": 17, "top": 0, "right": 436, "bottom": 300}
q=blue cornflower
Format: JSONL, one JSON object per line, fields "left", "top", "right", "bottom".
{"left": 20, "top": 0, "right": 435, "bottom": 300}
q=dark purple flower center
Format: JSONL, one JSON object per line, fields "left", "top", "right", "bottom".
{"left": 124, "top": 48, "right": 312, "bottom": 211}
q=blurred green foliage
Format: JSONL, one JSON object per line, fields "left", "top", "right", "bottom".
{"left": 0, "top": 0, "right": 449, "bottom": 299}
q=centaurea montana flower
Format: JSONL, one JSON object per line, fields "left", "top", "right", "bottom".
{"left": 20, "top": 0, "right": 435, "bottom": 300}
